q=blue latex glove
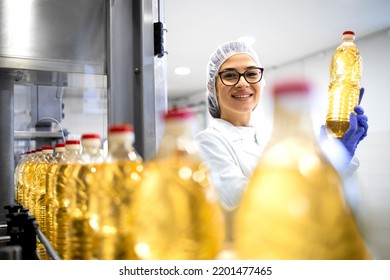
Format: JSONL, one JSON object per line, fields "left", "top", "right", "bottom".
{"left": 339, "top": 87, "right": 369, "bottom": 157}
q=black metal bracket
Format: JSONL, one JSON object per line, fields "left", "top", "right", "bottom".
{"left": 2, "top": 204, "right": 60, "bottom": 260}
{"left": 3, "top": 205, "right": 38, "bottom": 260}
{"left": 154, "top": 22, "right": 167, "bottom": 58}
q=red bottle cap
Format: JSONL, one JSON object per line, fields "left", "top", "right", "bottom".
{"left": 272, "top": 79, "right": 311, "bottom": 96}
{"left": 82, "top": 133, "right": 101, "bottom": 140}
{"left": 164, "top": 107, "right": 193, "bottom": 120}
{"left": 65, "top": 140, "right": 81, "bottom": 145}
{"left": 343, "top": 30, "right": 355, "bottom": 36}
{"left": 109, "top": 124, "right": 134, "bottom": 133}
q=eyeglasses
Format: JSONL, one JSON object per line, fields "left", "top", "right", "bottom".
{"left": 218, "top": 67, "right": 264, "bottom": 86}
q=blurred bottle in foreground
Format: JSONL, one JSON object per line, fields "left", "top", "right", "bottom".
{"left": 235, "top": 79, "right": 371, "bottom": 259}
{"left": 133, "top": 107, "right": 225, "bottom": 260}
{"left": 90, "top": 124, "right": 143, "bottom": 260}
{"left": 326, "top": 31, "right": 363, "bottom": 138}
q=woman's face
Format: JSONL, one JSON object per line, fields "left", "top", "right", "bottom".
{"left": 216, "top": 53, "right": 262, "bottom": 126}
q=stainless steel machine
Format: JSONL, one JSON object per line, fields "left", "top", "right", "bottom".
{"left": 0, "top": 0, "right": 167, "bottom": 225}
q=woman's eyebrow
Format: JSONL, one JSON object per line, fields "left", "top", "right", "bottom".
{"left": 220, "top": 66, "right": 258, "bottom": 72}
{"left": 219, "top": 67, "right": 236, "bottom": 72}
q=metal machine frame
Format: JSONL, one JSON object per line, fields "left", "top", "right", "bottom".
{"left": 0, "top": 0, "right": 167, "bottom": 224}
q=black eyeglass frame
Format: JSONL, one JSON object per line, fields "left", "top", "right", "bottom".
{"left": 218, "top": 67, "right": 264, "bottom": 86}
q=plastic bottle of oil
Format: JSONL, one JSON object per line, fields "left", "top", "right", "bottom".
{"left": 89, "top": 124, "right": 143, "bottom": 260}
{"left": 53, "top": 139, "right": 82, "bottom": 259}
{"left": 234, "top": 80, "right": 371, "bottom": 259}
{"left": 24, "top": 149, "right": 36, "bottom": 212}
{"left": 133, "top": 108, "right": 225, "bottom": 260}
{"left": 326, "top": 31, "right": 362, "bottom": 138}
{"left": 46, "top": 143, "right": 66, "bottom": 244}
{"left": 35, "top": 145, "right": 54, "bottom": 259}
{"left": 35, "top": 146, "right": 54, "bottom": 233}
{"left": 21, "top": 150, "right": 36, "bottom": 207}
{"left": 28, "top": 148, "right": 43, "bottom": 216}
{"left": 35, "top": 147, "right": 54, "bottom": 228}
{"left": 68, "top": 133, "right": 103, "bottom": 260}
{"left": 14, "top": 151, "right": 30, "bottom": 204}
{"left": 14, "top": 152, "right": 26, "bottom": 203}
{"left": 14, "top": 152, "right": 23, "bottom": 204}
{"left": 21, "top": 150, "right": 34, "bottom": 207}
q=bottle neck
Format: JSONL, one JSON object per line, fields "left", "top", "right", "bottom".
{"left": 26, "top": 153, "right": 34, "bottom": 162}
{"left": 343, "top": 38, "right": 354, "bottom": 43}
{"left": 63, "top": 147, "right": 82, "bottom": 163}
{"left": 107, "top": 133, "right": 139, "bottom": 162}
{"left": 270, "top": 94, "right": 316, "bottom": 141}
{"left": 56, "top": 149, "right": 66, "bottom": 155}
{"left": 342, "top": 37, "right": 356, "bottom": 47}
{"left": 54, "top": 150, "right": 66, "bottom": 162}
{"left": 42, "top": 151, "right": 54, "bottom": 162}
{"left": 82, "top": 145, "right": 103, "bottom": 163}
{"left": 33, "top": 151, "right": 43, "bottom": 161}
{"left": 157, "top": 119, "right": 196, "bottom": 158}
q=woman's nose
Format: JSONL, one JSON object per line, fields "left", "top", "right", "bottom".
{"left": 235, "top": 75, "right": 249, "bottom": 87}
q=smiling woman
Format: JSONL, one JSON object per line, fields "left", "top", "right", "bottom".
{"left": 215, "top": 54, "right": 263, "bottom": 126}
{"left": 194, "top": 40, "right": 370, "bottom": 248}
{"left": 195, "top": 41, "right": 266, "bottom": 212}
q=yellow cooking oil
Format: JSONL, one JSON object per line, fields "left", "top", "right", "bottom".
{"left": 27, "top": 149, "right": 43, "bottom": 216}
{"left": 134, "top": 157, "right": 225, "bottom": 260}
{"left": 53, "top": 140, "right": 82, "bottom": 259}
{"left": 35, "top": 146, "right": 54, "bottom": 259}
{"left": 45, "top": 143, "right": 66, "bottom": 244}
{"left": 235, "top": 163, "right": 371, "bottom": 259}
{"left": 14, "top": 152, "right": 27, "bottom": 204}
{"left": 21, "top": 151, "right": 37, "bottom": 207}
{"left": 133, "top": 108, "right": 225, "bottom": 260}
{"left": 88, "top": 125, "right": 143, "bottom": 260}
{"left": 235, "top": 80, "right": 371, "bottom": 260}
{"left": 15, "top": 151, "right": 32, "bottom": 206}
{"left": 67, "top": 163, "right": 98, "bottom": 259}
{"left": 326, "top": 31, "right": 362, "bottom": 138}
{"left": 90, "top": 160, "right": 143, "bottom": 260}
{"left": 35, "top": 147, "right": 54, "bottom": 234}
{"left": 68, "top": 133, "right": 103, "bottom": 260}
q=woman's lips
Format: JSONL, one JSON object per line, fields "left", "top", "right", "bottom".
{"left": 231, "top": 93, "right": 253, "bottom": 99}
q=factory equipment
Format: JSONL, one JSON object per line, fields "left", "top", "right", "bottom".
{"left": 0, "top": 0, "right": 167, "bottom": 258}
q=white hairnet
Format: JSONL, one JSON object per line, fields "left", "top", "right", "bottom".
{"left": 206, "top": 41, "right": 263, "bottom": 118}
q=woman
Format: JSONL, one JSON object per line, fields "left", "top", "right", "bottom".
{"left": 195, "top": 40, "right": 368, "bottom": 211}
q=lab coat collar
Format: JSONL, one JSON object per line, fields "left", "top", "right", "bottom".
{"left": 209, "top": 118, "right": 243, "bottom": 142}
{"left": 209, "top": 118, "right": 262, "bottom": 156}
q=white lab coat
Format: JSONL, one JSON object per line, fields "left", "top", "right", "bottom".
{"left": 195, "top": 118, "right": 265, "bottom": 210}
{"left": 195, "top": 117, "right": 360, "bottom": 212}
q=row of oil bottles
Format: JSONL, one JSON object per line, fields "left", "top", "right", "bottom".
{"left": 14, "top": 108, "right": 226, "bottom": 260}
{"left": 14, "top": 80, "right": 372, "bottom": 260}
